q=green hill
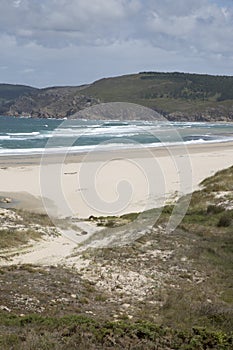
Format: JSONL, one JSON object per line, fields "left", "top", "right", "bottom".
{"left": 81, "top": 72, "right": 233, "bottom": 120}
{"left": 1, "top": 72, "right": 233, "bottom": 121}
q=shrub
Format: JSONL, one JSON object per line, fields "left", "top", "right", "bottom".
{"left": 207, "top": 204, "right": 224, "bottom": 215}
{"left": 217, "top": 213, "right": 232, "bottom": 227}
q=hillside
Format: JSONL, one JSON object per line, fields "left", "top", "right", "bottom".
{"left": 1, "top": 72, "right": 233, "bottom": 121}
{"left": 82, "top": 72, "right": 233, "bottom": 121}
{"left": 1, "top": 85, "right": 100, "bottom": 119}
{"left": 0, "top": 84, "right": 38, "bottom": 114}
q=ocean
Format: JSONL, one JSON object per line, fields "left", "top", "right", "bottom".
{"left": 0, "top": 115, "right": 233, "bottom": 155}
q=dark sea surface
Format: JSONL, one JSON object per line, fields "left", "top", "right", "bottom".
{"left": 1, "top": 116, "right": 233, "bottom": 155}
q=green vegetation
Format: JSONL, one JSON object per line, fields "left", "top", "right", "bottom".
{"left": 89, "top": 212, "right": 139, "bottom": 227}
{"left": 81, "top": 72, "right": 233, "bottom": 117}
{"left": 217, "top": 212, "right": 232, "bottom": 227}
{"left": 0, "top": 312, "right": 232, "bottom": 349}
{"left": 139, "top": 72, "right": 233, "bottom": 101}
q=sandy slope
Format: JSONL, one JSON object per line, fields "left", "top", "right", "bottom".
{"left": 0, "top": 141, "right": 233, "bottom": 267}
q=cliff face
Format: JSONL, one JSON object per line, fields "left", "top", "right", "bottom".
{"left": 5, "top": 87, "right": 100, "bottom": 119}
{"left": 1, "top": 72, "right": 233, "bottom": 121}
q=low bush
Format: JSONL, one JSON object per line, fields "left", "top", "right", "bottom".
{"left": 217, "top": 212, "right": 232, "bottom": 227}
{"left": 207, "top": 204, "right": 224, "bottom": 215}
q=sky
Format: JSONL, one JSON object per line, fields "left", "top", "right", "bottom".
{"left": 0, "top": 0, "right": 233, "bottom": 87}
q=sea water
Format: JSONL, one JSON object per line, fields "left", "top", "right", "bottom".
{"left": 0, "top": 115, "right": 233, "bottom": 155}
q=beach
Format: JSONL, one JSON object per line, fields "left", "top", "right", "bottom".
{"left": 0, "top": 141, "right": 233, "bottom": 219}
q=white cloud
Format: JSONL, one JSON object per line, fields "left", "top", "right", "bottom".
{"left": 144, "top": 1, "right": 233, "bottom": 53}
{"left": 1, "top": 0, "right": 233, "bottom": 53}
{"left": 0, "top": 0, "right": 233, "bottom": 86}
{"left": 13, "top": 0, "right": 22, "bottom": 8}
{"left": 0, "top": 0, "right": 131, "bottom": 46}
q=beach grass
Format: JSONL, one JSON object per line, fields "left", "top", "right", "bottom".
{"left": 0, "top": 229, "right": 41, "bottom": 249}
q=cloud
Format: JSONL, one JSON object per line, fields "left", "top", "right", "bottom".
{"left": 0, "top": 0, "right": 131, "bottom": 46}
{"left": 0, "top": 0, "right": 233, "bottom": 86}
{"left": 1, "top": 0, "right": 233, "bottom": 53}
{"left": 1, "top": 0, "right": 232, "bottom": 55}
{"left": 143, "top": 0, "right": 233, "bottom": 55}
{"left": 13, "top": 0, "right": 22, "bottom": 8}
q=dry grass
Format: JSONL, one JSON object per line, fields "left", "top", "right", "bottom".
{"left": 0, "top": 229, "right": 41, "bottom": 249}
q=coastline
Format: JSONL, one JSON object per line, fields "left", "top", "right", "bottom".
{"left": 0, "top": 141, "right": 233, "bottom": 218}
{"left": 1, "top": 139, "right": 233, "bottom": 165}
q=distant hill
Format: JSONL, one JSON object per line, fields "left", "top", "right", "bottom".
{"left": 0, "top": 83, "right": 37, "bottom": 100}
{"left": 0, "top": 84, "right": 38, "bottom": 114}
{"left": 3, "top": 85, "right": 100, "bottom": 119}
{"left": 1, "top": 72, "right": 233, "bottom": 121}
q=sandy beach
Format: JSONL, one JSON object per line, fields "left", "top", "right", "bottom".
{"left": 0, "top": 141, "right": 233, "bottom": 219}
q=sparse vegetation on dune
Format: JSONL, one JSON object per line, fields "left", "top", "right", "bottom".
{"left": 0, "top": 229, "right": 41, "bottom": 249}
{"left": 0, "top": 166, "right": 233, "bottom": 348}
{"left": 13, "top": 209, "right": 56, "bottom": 227}
{"left": 0, "top": 208, "right": 58, "bottom": 250}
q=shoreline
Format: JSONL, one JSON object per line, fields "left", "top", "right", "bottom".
{"left": 3, "top": 114, "right": 233, "bottom": 124}
{"left": 0, "top": 141, "right": 233, "bottom": 218}
{"left": 1, "top": 140, "right": 233, "bottom": 166}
